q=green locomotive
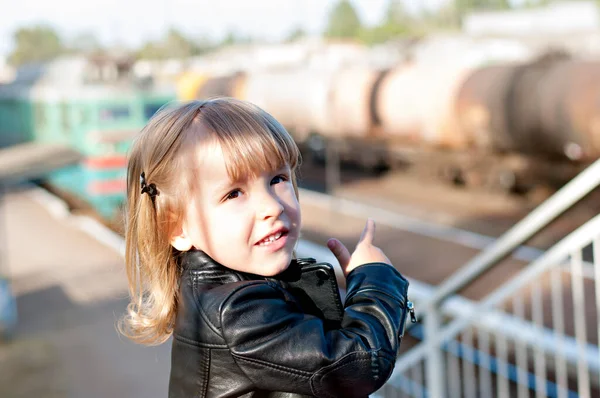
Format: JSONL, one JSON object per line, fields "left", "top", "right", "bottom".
{"left": 0, "top": 55, "right": 176, "bottom": 219}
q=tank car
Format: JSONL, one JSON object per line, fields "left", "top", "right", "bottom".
{"left": 178, "top": 53, "right": 600, "bottom": 195}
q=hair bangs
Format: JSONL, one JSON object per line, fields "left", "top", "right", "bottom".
{"left": 198, "top": 98, "right": 300, "bottom": 182}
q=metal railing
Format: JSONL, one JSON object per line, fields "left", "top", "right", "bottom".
{"left": 380, "top": 158, "right": 600, "bottom": 398}
{"left": 383, "top": 214, "right": 600, "bottom": 397}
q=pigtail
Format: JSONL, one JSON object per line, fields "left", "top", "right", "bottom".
{"left": 118, "top": 101, "right": 209, "bottom": 345}
{"left": 118, "top": 127, "right": 182, "bottom": 346}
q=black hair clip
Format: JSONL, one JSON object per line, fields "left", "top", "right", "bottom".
{"left": 140, "top": 172, "right": 159, "bottom": 198}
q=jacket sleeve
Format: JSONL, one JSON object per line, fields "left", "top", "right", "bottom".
{"left": 219, "top": 263, "right": 409, "bottom": 398}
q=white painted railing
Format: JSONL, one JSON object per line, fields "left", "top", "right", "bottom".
{"left": 378, "top": 159, "right": 600, "bottom": 398}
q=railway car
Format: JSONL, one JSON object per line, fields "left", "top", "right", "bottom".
{"left": 178, "top": 49, "right": 600, "bottom": 195}
{"left": 0, "top": 56, "right": 176, "bottom": 219}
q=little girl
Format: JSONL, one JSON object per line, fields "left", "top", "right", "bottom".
{"left": 120, "top": 98, "right": 411, "bottom": 397}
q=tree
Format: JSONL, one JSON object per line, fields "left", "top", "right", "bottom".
{"left": 385, "top": 0, "right": 410, "bottom": 24}
{"left": 164, "top": 29, "right": 197, "bottom": 58}
{"left": 215, "top": 31, "right": 255, "bottom": 48}
{"left": 220, "top": 31, "right": 239, "bottom": 47}
{"left": 8, "top": 25, "right": 65, "bottom": 66}
{"left": 324, "top": 0, "right": 362, "bottom": 39}
{"left": 137, "top": 28, "right": 209, "bottom": 60}
{"left": 70, "top": 32, "right": 103, "bottom": 54}
{"left": 358, "top": 0, "right": 412, "bottom": 45}
{"left": 453, "top": 0, "right": 512, "bottom": 25}
{"left": 456, "top": 0, "right": 512, "bottom": 11}
{"left": 285, "top": 27, "right": 307, "bottom": 43}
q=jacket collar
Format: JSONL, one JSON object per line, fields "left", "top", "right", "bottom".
{"left": 178, "top": 249, "right": 306, "bottom": 284}
{"left": 179, "top": 250, "right": 226, "bottom": 271}
{"left": 178, "top": 250, "right": 251, "bottom": 284}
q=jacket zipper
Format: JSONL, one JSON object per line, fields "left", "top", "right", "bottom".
{"left": 344, "top": 290, "right": 416, "bottom": 324}
{"left": 407, "top": 300, "right": 417, "bottom": 323}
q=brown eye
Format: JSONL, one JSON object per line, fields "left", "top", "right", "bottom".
{"left": 271, "top": 174, "right": 288, "bottom": 185}
{"left": 225, "top": 189, "right": 242, "bottom": 200}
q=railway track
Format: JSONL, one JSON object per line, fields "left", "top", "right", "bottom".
{"left": 296, "top": 153, "right": 600, "bottom": 248}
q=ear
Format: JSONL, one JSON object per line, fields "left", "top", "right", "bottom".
{"left": 170, "top": 223, "right": 193, "bottom": 251}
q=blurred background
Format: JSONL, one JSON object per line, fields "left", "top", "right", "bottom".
{"left": 2, "top": 0, "right": 600, "bottom": 397}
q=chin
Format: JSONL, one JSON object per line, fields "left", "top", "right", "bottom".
{"left": 261, "top": 258, "right": 291, "bottom": 277}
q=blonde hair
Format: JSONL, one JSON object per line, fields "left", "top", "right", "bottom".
{"left": 119, "top": 98, "right": 301, "bottom": 345}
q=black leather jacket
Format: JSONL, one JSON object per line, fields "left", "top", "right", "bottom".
{"left": 168, "top": 250, "right": 410, "bottom": 398}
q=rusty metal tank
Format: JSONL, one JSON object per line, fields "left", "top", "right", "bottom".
{"left": 454, "top": 54, "right": 588, "bottom": 159}
{"left": 243, "top": 68, "right": 335, "bottom": 142}
{"left": 537, "top": 60, "right": 600, "bottom": 161}
{"left": 454, "top": 64, "right": 523, "bottom": 151}
{"left": 326, "top": 67, "right": 381, "bottom": 138}
{"left": 503, "top": 55, "right": 563, "bottom": 156}
{"left": 375, "top": 62, "right": 473, "bottom": 149}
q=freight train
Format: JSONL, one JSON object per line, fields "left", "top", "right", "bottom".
{"left": 0, "top": 56, "right": 176, "bottom": 218}
{"left": 177, "top": 52, "right": 596, "bottom": 195}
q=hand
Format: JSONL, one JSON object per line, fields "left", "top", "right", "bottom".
{"left": 327, "top": 218, "right": 392, "bottom": 277}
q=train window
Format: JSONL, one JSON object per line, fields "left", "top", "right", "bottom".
{"left": 61, "top": 102, "right": 70, "bottom": 133}
{"left": 79, "top": 107, "right": 88, "bottom": 125}
{"left": 34, "top": 103, "right": 47, "bottom": 130}
{"left": 144, "top": 103, "right": 164, "bottom": 120}
{"left": 100, "top": 106, "right": 131, "bottom": 121}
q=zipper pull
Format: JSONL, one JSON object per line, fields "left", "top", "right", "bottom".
{"left": 407, "top": 300, "right": 417, "bottom": 323}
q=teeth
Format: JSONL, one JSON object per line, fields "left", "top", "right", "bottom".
{"left": 259, "top": 232, "right": 282, "bottom": 245}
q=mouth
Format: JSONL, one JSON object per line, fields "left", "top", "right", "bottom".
{"left": 255, "top": 228, "right": 289, "bottom": 246}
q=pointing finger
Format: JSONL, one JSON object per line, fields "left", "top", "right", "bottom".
{"left": 358, "top": 218, "right": 375, "bottom": 246}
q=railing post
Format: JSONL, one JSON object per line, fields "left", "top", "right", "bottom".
{"left": 425, "top": 303, "right": 444, "bottom": 398}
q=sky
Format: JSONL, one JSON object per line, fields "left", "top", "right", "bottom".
{"left": 0, "top": 0, "right": 449, "bottom": 58}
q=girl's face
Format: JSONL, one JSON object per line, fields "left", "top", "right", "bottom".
{"left": 171, "top": 141, "right": 301, "bottom": 276}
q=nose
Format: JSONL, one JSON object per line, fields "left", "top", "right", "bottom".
{"left": 256, "top": 189, "right": 284, "bottom": 220}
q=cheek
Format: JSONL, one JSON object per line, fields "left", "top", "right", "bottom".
{"left": 283, "top": 187, "right": 301, "bottom": 223}
{"left": 183, "top": 200, "right": 208, "bottom": 245}
{"left": 210, "top": 205, "right": 252, "bottom": 239}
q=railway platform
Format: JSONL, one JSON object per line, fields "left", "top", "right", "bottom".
{"left": 0, "top": 186, "right": 170, "bottom": 398}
